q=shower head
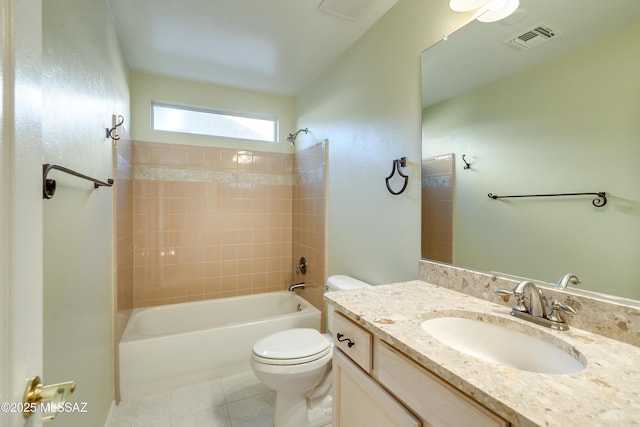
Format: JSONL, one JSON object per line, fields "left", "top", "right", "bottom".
{"left": 286, "top": 128, "right": 309, "bottom": 145}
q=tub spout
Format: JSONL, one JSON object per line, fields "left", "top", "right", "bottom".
{"left": 288, "top": 282, "right": 305, "bottom": 292}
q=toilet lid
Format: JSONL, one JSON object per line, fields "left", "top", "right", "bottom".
{"left": 252, "top": 328, "right": 331, "bottom": 361}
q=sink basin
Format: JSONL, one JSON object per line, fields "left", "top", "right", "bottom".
{"left": 421, "top": 314, "right": 586, "bottom": 374}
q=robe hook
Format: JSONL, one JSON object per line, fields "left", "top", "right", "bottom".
{"left": 106, "top": 115, "right": 125, "bottom": 140}
{"left": 462, "top": 154, "right": 471, "bottom": 170}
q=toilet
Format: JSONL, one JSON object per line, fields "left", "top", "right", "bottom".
{"left": 250, "top": 275, "right": 372, "bottom": 427}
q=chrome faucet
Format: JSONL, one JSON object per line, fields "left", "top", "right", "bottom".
{"left": 495, "top": 280, "right": 576, "bottom": 331}
{"left": 288, "top": 282, "right": 305, "bottom": 292}
{"left": 513, "top": 280, "right": 546, "bottom": 318}
{"left": 496, "top": 280, "right": 545, "bottom": 317}
{"left": 556, "top": 273, "right": 580, "bottom": 290}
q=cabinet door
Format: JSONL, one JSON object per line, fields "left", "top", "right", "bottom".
{"left": 333, "top": 349, "right": 421, "bottom": 427}
{"left": 375, "top": 341, "right": 509, "bottom": 427}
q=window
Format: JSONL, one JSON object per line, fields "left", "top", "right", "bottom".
{"left": 152, "top": 102, "right": 277, "bottom": 142}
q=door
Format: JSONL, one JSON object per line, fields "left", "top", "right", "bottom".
{"left": 1, "top": 0, "right": 44, "bottom": 426}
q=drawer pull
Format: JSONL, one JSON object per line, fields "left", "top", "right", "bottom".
{"left": 337, "top": 333, "right": 355, "bottom": 347}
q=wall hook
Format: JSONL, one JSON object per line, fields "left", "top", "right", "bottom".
{"left": 462, "top": 154, "right": 471, "bottom": 170}
{"left": 385, "top": 157, "right": 409, "bottom": 195}
{"left": 106, "top": 115, "right": 125, "bottom": 140}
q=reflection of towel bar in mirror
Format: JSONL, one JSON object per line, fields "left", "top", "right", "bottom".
{"left": 488, "top": 191, "right": 607, "bottom": 208}
{"left": 385, "top": 157, "right": 409, "bottom": 195}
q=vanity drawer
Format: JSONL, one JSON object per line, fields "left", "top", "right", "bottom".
{"left": 375, "top": 340, "right": 508, "bottom": 427}
{"left": 332, "top": 312, "right": 372, "bottom": 373}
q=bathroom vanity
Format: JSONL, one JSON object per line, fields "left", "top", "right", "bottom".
{"left": 332, "top": 311, "right": 508, "bottom": 426}
{"left": 326, "top": 275, "right": 640, "bottom": 426}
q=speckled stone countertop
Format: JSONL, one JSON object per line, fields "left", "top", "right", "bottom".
{"left": 325, "top": 280, "right": 640, "bottom": 426}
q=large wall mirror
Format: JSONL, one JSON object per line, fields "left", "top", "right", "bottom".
{"left": 421, "top": 0, "right": 640, "bottom": 301}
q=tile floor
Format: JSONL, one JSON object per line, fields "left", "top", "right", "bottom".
{"left": 108, "top": 371, "right": 275, "bottom": 427}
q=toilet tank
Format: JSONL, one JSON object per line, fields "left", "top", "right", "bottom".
{"left": 325, "top": 275, "right": 372, "bottom": 333}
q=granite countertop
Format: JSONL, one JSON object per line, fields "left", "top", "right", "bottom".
{"left": 325, "top": 280, "right": 640, "bottom": 426}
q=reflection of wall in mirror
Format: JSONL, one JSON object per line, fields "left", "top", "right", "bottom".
{"left": 421, "top": 21, "right": 640, "bottom": 300}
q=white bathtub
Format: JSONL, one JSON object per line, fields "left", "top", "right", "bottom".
{"left": 119, "top": 291, "right": 320, "bottom": 399}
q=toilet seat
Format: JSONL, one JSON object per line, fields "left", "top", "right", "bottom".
{"left": 252, "top": 328, "right": 332, "bottom": 366}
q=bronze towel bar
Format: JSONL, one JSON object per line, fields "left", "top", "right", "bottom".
{"left": 42, "top": 163, "right": 113, "bottom": 199}
{"left": 488, "top": 191, "right": 607, "bottom": 208}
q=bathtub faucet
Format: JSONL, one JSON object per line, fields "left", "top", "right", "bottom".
{"left": 295, "top": 257, "right": 307, "bottom": 275}
{"left": 289, "top": 282, "right": 305, "bottom": 292}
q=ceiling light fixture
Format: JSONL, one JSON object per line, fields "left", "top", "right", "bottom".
{"left": 449, "top": 0, "right": 520, "bottom": 23}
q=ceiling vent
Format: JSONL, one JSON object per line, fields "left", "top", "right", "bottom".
{"left": 318, "top": 0, "right": 373, "bottom": 20}
{"left": 505, "top": 24, "right": 561, "bottom": 50}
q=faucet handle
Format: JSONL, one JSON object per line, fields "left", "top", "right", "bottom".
{"left": 295, "top": 257, "right": 307, "bottom": 275}
{"left": 494, "top": 288, "right": 527, "bottom": 312}
{"left": 547, "top": 300, "right": 576, "bottom": 323}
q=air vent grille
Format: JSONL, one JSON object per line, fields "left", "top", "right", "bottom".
{"left": 506, "top": 24, "right": 561, "bottom": 50}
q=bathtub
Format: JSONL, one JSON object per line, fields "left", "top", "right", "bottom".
{"left": 119, "top": 291, "right": 320, "bottom": 399}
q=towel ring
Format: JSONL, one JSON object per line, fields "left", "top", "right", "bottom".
{"left": 385, "top": 157, "right": 408, "bottom": 195}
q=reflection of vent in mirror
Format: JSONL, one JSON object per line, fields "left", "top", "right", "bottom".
{"left": 505, "top": 24, "right": 561, "bottom": 50}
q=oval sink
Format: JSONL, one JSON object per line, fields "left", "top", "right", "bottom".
{"left": 421, "top": 315, "right": 586, "bottom": 374}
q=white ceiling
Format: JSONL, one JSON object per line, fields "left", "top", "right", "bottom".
{"left": 107, "top": 0, "right": 398, "bottom": 96}
{"left": 422, "top": 0, "right": 640, "bottom": 107}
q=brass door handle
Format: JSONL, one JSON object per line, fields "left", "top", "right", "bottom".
{"left": 23, "top": 376, "right": 76, "bottom": 421}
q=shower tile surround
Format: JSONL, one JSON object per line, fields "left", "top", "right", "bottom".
{"left": 133, "top": 142, "right": 292, "bottom": 307}
{"left": 114, "top": 132, "right": 135, "bottom": 404}
{"left": 421, "top": 154, "right": 454, "bottom": 263}
{"left": 419, "top": 259, "right": 640, "bottom": 347}
{"left": 115, "top": 138, "right": 134, "bottom": 321}
{"left": 292, "top": 142, "right": 328, "bottom": 327}
{"left": 130, "top": 141, "right": 327, "bottom": 308}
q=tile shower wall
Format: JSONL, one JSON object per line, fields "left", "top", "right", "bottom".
{"left": 115, "top": 136, "right": 134, "bottom": 332}
{"left": 132, "top": 141, "right": 294, "bottom": 307}
{"left": 114, "top": 133, "right": 134, "bottom": 403}
{"left": 293, "top": 141, "right": 328, "bottom": 325}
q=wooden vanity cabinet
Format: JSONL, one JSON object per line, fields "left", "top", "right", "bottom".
{"left": 332, "top": 312, "right": 510, "bottom": 427}
{"left": 333, "top": 349, "right": 421, "bottom": 427}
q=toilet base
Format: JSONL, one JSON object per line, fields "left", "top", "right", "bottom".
{"left": 273, "top": 392, "right": 332, "bottom": 427}
{"left": 307, "top": 394, "right": 332, "bottom": 427}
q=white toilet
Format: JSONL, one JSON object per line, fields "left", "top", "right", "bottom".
{"left": 250, "top": 275, "right": 372, "bottom": 427}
